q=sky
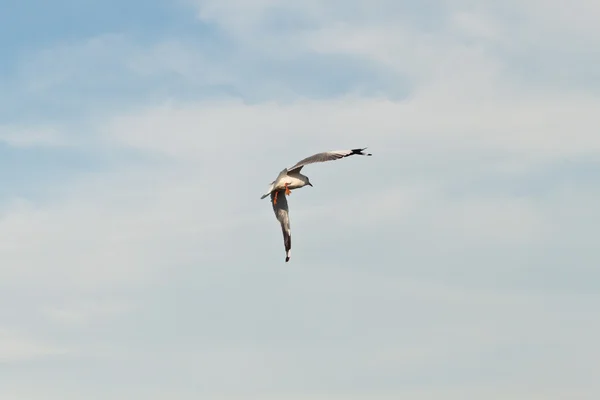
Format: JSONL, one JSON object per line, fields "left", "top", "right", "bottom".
{"left": 1, "top": 0, "right": 599, "bottom": 399}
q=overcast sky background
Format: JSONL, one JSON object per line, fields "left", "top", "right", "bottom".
{"left": 1, "top": 0, "right": 599, "bottom": 399}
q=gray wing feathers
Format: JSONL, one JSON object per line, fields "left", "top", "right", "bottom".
{"left": 287, "top": 147, "right": 372, "bottom": 172}
{"left": 271, "top": 190, "right": 291, "bottom": 262}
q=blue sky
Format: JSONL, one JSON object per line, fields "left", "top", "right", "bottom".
{"left": 1, "top": 1, "right": 600, "bottom": 399}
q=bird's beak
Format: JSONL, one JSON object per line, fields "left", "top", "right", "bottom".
{"left": 308, "top": 182, "right": 313, "bottom": 187}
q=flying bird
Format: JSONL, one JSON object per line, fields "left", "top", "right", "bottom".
{"left": 261, "top": 148, "right": 372, "bottom": 262}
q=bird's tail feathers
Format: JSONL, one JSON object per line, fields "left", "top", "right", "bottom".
{"left": 261, "top": 169, "right": 289, "bottom": 199}
{"left": 260, "top": 182, "right": 275, "bottom": 199}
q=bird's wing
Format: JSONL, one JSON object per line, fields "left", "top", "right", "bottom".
{"left": 287, "top": 147, "right": 372, "bottom": 173}
{"left": 271, "top": 190, "right": 291, "bottom": 262}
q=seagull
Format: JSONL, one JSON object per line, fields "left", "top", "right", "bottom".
{"left": 261, "top": 148, "right": 372, "bottom": 262}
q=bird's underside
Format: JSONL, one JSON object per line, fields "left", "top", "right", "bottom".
{"left": 272, "top": 183, "right": 291, "bottom": 205}
{"left": 264, "top": 147, "right": 372, "bottom": 262}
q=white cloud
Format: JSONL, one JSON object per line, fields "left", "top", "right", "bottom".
{"left": 0, "top": 166, "right": 231, "bottom": 288}
{"left": 42, "top": 299, "right": 134, "bottom": 326}
{"left": 0, "top": 329, "right": 68, "bottom": 362}
{"left": 106, "top": 89, "right": 600, "bottom": 163}
{"left": 0, "top": 125, "right": 68, "bottom": 147}
{"left": 486, "top": 0, "right": 600, "bottom": 43}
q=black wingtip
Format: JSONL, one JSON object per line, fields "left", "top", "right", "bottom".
{"left": 352, "top": 147, "right": 372, "bottom": 156}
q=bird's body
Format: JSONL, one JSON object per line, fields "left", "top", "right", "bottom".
{"left": 261, "top": 169, "right": 310, "bottom": 200}
{"left": 262, "top": 147, "right": 372, "bottom": 262}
